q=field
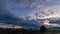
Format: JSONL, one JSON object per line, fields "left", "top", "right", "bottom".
{"left": 0, "top": 28, "right": 60, "bottom": 34}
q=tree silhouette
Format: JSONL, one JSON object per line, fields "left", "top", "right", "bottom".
{"left": 40, "top": 25, "right": 47, "bottom": 32}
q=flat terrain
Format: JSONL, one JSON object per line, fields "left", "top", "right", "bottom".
{"left": 0, "top": 29, "right": 60, "bottom": 34}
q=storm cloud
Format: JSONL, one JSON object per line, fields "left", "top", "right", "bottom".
{"left": 0, "top": 0, "right": 60, "bottom": 29}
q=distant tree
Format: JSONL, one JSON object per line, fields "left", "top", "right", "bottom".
{"left": 40, "top": 25, "right": 47, "bottom": 32}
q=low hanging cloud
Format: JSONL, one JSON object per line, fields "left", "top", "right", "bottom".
{"left": 1, "top": 0, "right": 60, "bottom": 28}
{"left": 43, "top": 19, "right": 60, "bottom": 28}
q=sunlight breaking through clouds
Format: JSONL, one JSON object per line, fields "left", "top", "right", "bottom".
{"left": 0, "top": 23, "right": 23, "bottom": 29}
{"left": 1, "top": 0, "right": 60, "bottom": 28}
{"left": 43, "top": 19, "right": 60, "bottom": 27}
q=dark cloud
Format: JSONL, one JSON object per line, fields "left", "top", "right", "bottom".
{"left": 0, "top": 0, "right": 60, "bottom": 29}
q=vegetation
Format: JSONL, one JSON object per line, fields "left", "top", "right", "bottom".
{"left": 40, "top": 25, "right": 47, "bottom": 32}
{"left": 0, "top": 28, "right": 59, "bottom": 34}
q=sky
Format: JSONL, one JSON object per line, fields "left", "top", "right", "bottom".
{"left": 5, "top": 0, "right": 60, "bottom": 19}
{"left": 0, "top": 0, "right": 60, "bottom": 29}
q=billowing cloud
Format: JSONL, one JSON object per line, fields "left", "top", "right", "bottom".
{"left": 0, "top": 0, "right": 60, "bottom": 29}
{"left": 5, "top": 0, "right": 60, "bottom": 19}
{"left": 0, "top": 0, "right": 59, "bottom": 18}
{"left": 43, "top": 19, "right": 60, "bottom": 28}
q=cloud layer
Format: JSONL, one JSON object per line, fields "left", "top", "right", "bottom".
{"left": 5, "top": 0, "right": 60, "bottom": 19}
{"left": 0, "top": 0, "right": 60, "bottom": 29}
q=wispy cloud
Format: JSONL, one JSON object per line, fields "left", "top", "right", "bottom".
{"left": 1, "top": 0, "right": 60, "bottom": 28}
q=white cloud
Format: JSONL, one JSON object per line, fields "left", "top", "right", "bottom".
{"left": 1, "top": 0, "right": 60, "bottom": 28}
{"left": 29, "top": 5, "right": 60, "bottom": 19}
{"left": 43, "top": 20, "right": 60, "bottom": 27}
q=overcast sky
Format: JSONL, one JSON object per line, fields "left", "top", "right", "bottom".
{"left": 0, "top": 0, "right": 60, "bottom": 29}
{"left": 4, "top": 0, "right": 60, "bottom": 19}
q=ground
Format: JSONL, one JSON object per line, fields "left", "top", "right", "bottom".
{"left": 0, "top": 29, "right": 60, "bottom": 34}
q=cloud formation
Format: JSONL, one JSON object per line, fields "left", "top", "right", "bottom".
{"left": 0, "top": 0, "right": 60, "bottom": 28}
{"left": 5, "top": 0, "right": 60, "bottom": 19}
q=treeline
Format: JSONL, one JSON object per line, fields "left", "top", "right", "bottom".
{"left": 0, "top": 25, "right": 47, "bottom": 34}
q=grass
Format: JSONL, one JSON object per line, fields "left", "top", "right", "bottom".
{"left": 0, "top": 28, "right": 60, "bottom": 34}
